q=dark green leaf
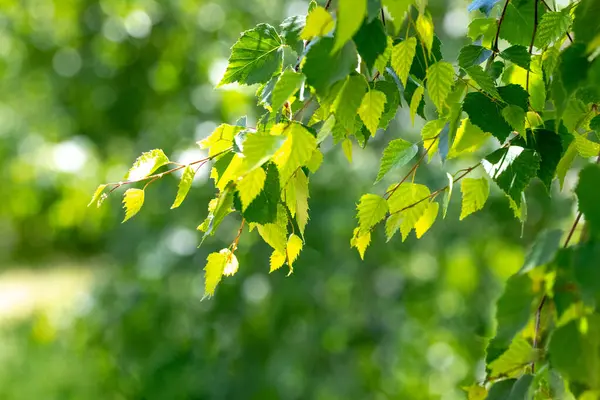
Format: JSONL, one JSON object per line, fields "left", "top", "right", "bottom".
{"left": 465, "top": 65, "right": 500, "bottom": 98}
{"left": 303, "top": 37, "right": 358, "bottom": 95}
{"left": 500, "top": 45, "right": 531, "bottom": 70}
{"left": 498, "top": 84, "right": 529, "bottom": 111}
{"left": 591, "top": 115, "right": 600, "bottom": 132}
{"left": 353, "top": 18, "right": 387, "bottom": 71}
{"left": 532, "top": 128, "right": 563, "bottom": 190}
{"left": 495, "top": 149, "right": 540, "bottom": 205}
{"left": 534, "top": 11, "right": 572, "bottom": 49}
{"left": 559, "top": 43, "right": 590, "bottom": 96}
{"left": 576, "top": 164, "right": 600, "bottom": 239}
{"left": 463, "top": 92, "right": 512, "bottom": 142}
{"left": 489, "top": 61, "right": 505, "bottom": 80}
{"left": 573, "top": 0, "right": 600, "bottom": 46}
{"left": 458, "top": 45, "right": 493, "bottom": 69}
{"left": 409, "top": 36, "right": 443, "bottom": 81}
{"left": 509, "top": 374, "right": 533, "bottom": 399}
{"left": 374, "top": 76, "right": 400, "bottom": 129}
{"left": 573, "top": 242, "right": 600, "bottom": 306}
{"left": 487, "top": 380, "right": 516, "bottom": 400}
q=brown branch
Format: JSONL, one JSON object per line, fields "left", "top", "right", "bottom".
{"left": 487, "top": 0, "right": 511, "bottom": 69}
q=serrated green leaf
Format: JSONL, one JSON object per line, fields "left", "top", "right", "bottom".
{"left": 356, "top": 193, "right": 388, "bottom": 233}
{"left": 219, "top": 24, "right": 283, "bottom": 86}
{"left": 382, "top": 0, "right": 412, "bottom": 34}
{"left": 500, "top": 45, "right": 531, "bottom": 70}
{"left": 241, "top": 163, "right": 279, "bottom": 225}
{"left": 334, "top": 75, "right": 368, "bottom": 131}
{"left": 502, "top": 58, "right": 545, "bottom": 111}
{"left": 280, "top": 15, "right": 305, "bottom": 55}
{"left": 573, "top": 0, "right": 600, "bottom": 47}
{"left": 409, "top": 85, "right": 424, "bottom": 126}
{"left": 303, "top": 37, "right": 358, "bottom": 95}
{"left": 358, "top": 89, "right": 387, "bottom": 136}
{"left": 333, "top": 0, "right": 367, "bottom": 52}
{"left": 556, "top": 141, "right": 577, "bottom": 190}
{"left": 353, "top": 18, "right": 387, "bottom": 71}
{"left": 460, "top": 177, "right": 489, "bottom": 220}
{"left": 374, "top": 36, "right": 393, "bottom": 73}
{"left": 270, "top": 249, "right": 286, "bottom": 272}
{"left": 171, "top": 165, "right": 196, "bottom": 209}
{"left": 342, "top": 138, "right": 353, "bottom": 163}
{"left": 458, "top": 45, "right": 492, "bottom": 69}
{"left": 386, "top": 183, "right": 430, "bottom": 241}
{"left": 350, "top": 227, "right": 371, "bottom": 259}
{"left": 375, "top": 138, "right": 418, "bottom": 183}
{"left": 574, "top": 133, "right": 600, "bottom": 158}
{"left": 576, "top": 164, "right": 600, "bottom": 238}
{"left": 258, "top": 222, "right": 288, "bottom": 254}
{"left": 272, "top": 123, "right": 317, "bottom": 185}
{"left": 415, "top": 201, "right": 438, "bottom": 238}
{"left": 271, "top": 69, "right": 304, "bottom": 112}
{"left": 306, "top": 149, "right": 323, "bottom": 173}
{"left": 533, "top": 128, "right": 563, "bottom": 190}
{"left": 126, "top": 149, "right": 170, "bottom": 180}
{"left": 421, "top": 118, "right": 446, "bottom": 161}
{"left": 122, "top": 188, "right": 145, "bottom": 222}
{"left": 448, "top": 118, "right": 490, "bottom": 159}
{"left": 374, "top": 77, "right": 400, "bottom": 129}
{"left": 300, "top": 6, "right": 334, "bottom": 40}
{"left": 463, "top": 92, "right": 512, "bottom": 142}
{"left": 542, "top": 45, "right": 560, "bottom": 83}
{"left": 415, "top": 11, "right": 434, "bottom": 55}
{"left": 199, "top": 124, "right": 242, "bottom": 157}
{"left": 467, "top": 18, "right": 497, "bottom": 47}
{"left": 286, "top": 233, "right": 303, "bottom": 273}
{"left": 216, "top": 153, "right": 244, "bottom": 190}
{"left": 486, "top": 274, "right": 534, "bottom": 364}
{"left": 426, "top": 61, "right": 455, "bottom": 112}
{"left": 203, "top": 250, "right": 228, "bottom": 298}
{"left": 495, "top": 148, "right": 540, "bottom": 206}
{"left": 489, "top": 337, "right": 536, "bottom": 378}
{"left": 391, "top": 37, "right": 417, "bottom": 88}
{"left": 88, "top": 184, "right": 107, "bottom": 208}
{"left": 242, "top": 133, "right": 286, "bottom": 172}
{"left": 502, "top": 104, "right": 526, "bottom": 138}
{"left": 535, "top": 11, "right": 572, "bottom": 48}
{"left": 465, "top": 65, "right": 500, "bottom": 99}
{"left": 237, "top": 167, "right": 266, "bottom": 211}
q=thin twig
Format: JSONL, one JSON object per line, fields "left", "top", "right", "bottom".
{"left": 526, "top": 0, "right": 539, "bottom": 93}
{"left": 486, "top": 0, "right": 511, "bottom": 70}
{"left": 531, "top": 295, "right": 546, "bottom": 373}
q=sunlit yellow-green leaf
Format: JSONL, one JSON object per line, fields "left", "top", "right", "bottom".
{"left": 271, "top": 69, "right": 304, "bottom": 112}
{"left": 171, "top": 165, "right": 196, "bottom": 209}
{"left": 415, "top": 11, "right": 434, "bottom": 54}
{"left": 464, "top": 385, "right": 487, "bottom": 400}
{"left": 126, "top": 149, "right": 170, "bottom": 181}
{"left": 342, "top": 138, "right": 353, "bottom": 163}
{"left": 357, "top": 193, "right": 389, "bottom": 233}
{"left": 122, "top": 188, "right": 145, "bottom": 222}
{"left": 333, "top": 0, "right": 367, "bottom": 52}
{"left": 272, "top": 122, "right": 317, "bottom": 185}
{"left": 426, "top": 61, "right": 455, "bottom": 112}
{"left": 421, "top": 119, "right": 446, "bottom": 162}
{"left": 286, "top": 234, "right": 303, "bottom": 273}
{"left": 301, "top": 6, "right": 334, "bottom": 40}
{"left": 358, "top": 89, "right": 387, "bottom": 136}
{"left": 391, "top": 37, "right": 417, "bottom": 88}
{"left": 574, "top": 134, "right": 600, "bottom": 158}
{"left": 386, "top": 183, "right": 430, "bottom": 241}
{"left": 242, "top": 133, "right": 286, "bottom": 172}
{"left": 448, "top": 118, "right": 490, "bottom": 159}
{"left": 270, "top": 249, "right": 286, "bottom": 272}
{"left": 199, "top": 124, "right": 242, "bottom": 157}
{"left": 217, "top": 153, "right": 244, "bottom": 190}
{"left": 374, "top": 36, "right": 393, "bottom": 73}
{"left": 415, "top": 201, "right": 439, "bottom": 238}
{"left": 88, "top": 184, "right": 107, "bottom": 208}
{"left": 306, "top": 149, "right": 323, "bottom": 173}
{"left": 350, "top": 227, "right": 371, "bottom": 260}
{"left": 203, "top": 250, "right": 228, "bottom": 298}
{"left": 502, "top": 104, "right": 526, "bottom": 139}
{"left": 382, "top": 0, "right": 412, "bottom": 34}
{"left": 460, "top": 177, "right": 489, "bottom": 220}
{"left": 237, "top": 167, "right": 266, "bottom": 211}
{"left": 294, "top": 171, "right": 310, "bottom": 235}
{"left": 489, "top": 337, "right": 537, "bottom": 377}
{"left": 409, "top": 85, "right": 424, "bottom": 126}
{"left": 258, "top": 223, "right": 287, "bottom": 254}
{"left": 556, "top": 142, "right": 577, "bottom": 189}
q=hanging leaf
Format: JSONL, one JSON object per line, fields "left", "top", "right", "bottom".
{"left": 333, "top": 0, "right": 367, "bottom": 52}
{"left": 88, "top": 184, "right": 107, "bottom": 208}
{"left": 350, "top": 227, "right": 371, "bottom": 259}
{"left": 122, "top": 188, "right": 145, "bottom": 222}
{"left": 426, "top": 61, "right": 455, "bottom": 112}
{"left": 286, "top": 233, "right": 303, "bottom": 273}
{"left": 494, "top": 149, "right": 541, "bottom": 206}
{"left": 375, "top": 138, "right": 418, "bottom": 184}
{"left": 409, "top": 85, "right": 424, "bottom": 125}
{"left": 272, "top": 123, "right": 317, "bottom": 185}
{"left": 460, "top": 177, "right": 489, "bottom": 220}
{"left": 300, "top": 6, "right": 334, "bottom": 40}
{"left": 357, "top": 193, "right": 389, "bottom": 232}
{"left": 271, "top": 69, "right": 305, "bottom": 112}
{"left": 448, "top": 118, "right": 491, "bottom": 159}
{"left": 500, "top": 45, "right": 531, "bottom": 70}
{"left": 199, "top": 124, "right": 243, "bottom": 157}
{"left": 334, "top": 75, "right": 368, "bottom": 130}
{"left": 463, "top": 92, "right": 512, "bottom": 142}
{"left": 126, "top": 149, "right": 170, "bottom": 181}
{"left": 465, "top": 65, "right": 500, "bottom": 99}
{"left": 415, "top": 11, "right": 434, "bottom": 55}
{"left": 501, "top": 105, "right": 526, "bottom": 138}
{"left": 203, "top": 250, "right": 228, "bottom": 298}
{"left": 391, "top": 37, "right": 417, "bottom": 88}
{"left": 535, "top": 11, "right": 572, "bottom": 49}
{"left": 280, "top": 15, "right": 305, "bottom": 55}
{"left": 576, "top": 164, "right": 600, "bottom": 238}
{"left": 415, "top": 201, "right": 439, "bottom": 238}
{"left": 303, "top": 38, "right": 358, "bottom": 95}
{"left": 382, "top": 0, "right": 412, "bottom": 34}
{"left": 458, "top": 45, "right": 493, "bottom": 69}
{"left": 171, "top": 165, "right": 196, "bottom": 209}
{"left": 386, "top": 183, "right": 430, "bottom": 241}
{"left": 358, "top": 89, "right": 387, "bottom": 136}
{"left": 353, "top": 18, "right": 388, "bottom": 71}
{"left": 237, "top": 167, "right": 267, "bottom": 211}
{"left": 219, "top": 24, "right": 283, "bottom": 86}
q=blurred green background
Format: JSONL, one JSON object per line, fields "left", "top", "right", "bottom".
{"left": 0, "top": 0, "right": 577, "bottom": 398}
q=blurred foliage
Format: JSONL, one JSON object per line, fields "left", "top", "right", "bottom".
{"left": 0, "top": 0, "right": 580, "bottom": 398}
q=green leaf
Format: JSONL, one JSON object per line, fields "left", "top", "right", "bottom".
{"left": 467, "top": 18, "right": 497, "bottom": 47}
{"left": 391, "top": 37, "right": 417, "bottom": 88}
{"left": 333, "top": 0, "right": 367, "bottom": 52}
{"left": 573, "top": 0, "right": 600, "bottom": 47}
{"left": 590, "top": 115, "right": 600, "bottom": 132}
{"left": 358, "top": 89, "right": 387, "bottom": 136}
{"left": 280, "top": 15, "right": 305, "bottom": 55}
{"left": 465, "top": 65, "right": 500, "bottom": 99}
{"left": 421, "top": 118, "right": 446, "bottom": 162}
{"left": 241, "top": 163, "right": 279, "bottom": 224}
{"left": 353, "top": 18, "right": 387, "bottom": 71}
{"left": 486, "top": 274, "right": 534, "bottom": 364}
{"left": 300, "top": 6, "right": 334, "bottom": 40}
{"left": 272, "top": 123, "right": 317, "bottom": 185}
{"left": 122, "top": 188, "right": 145, "bottom": 222}
{"left": 532, "top": 128, "right": 563, "bottom": 190}
{"left": 448, "top": 118, "right": 491, "bottom": 159}
{"left": 415, "top": 201, "right": 438, "bottom": 239}
{"left": 556, "top": 141, "right": 577, "bottom": 190}
{"left": 460, "top": 178, "right": 489, "bottom": 220}
{"left": 576, "top": 164, "right": 600, "bottom": 238}
{"left": 549, "top": 316, "right": 600, "bottom": 389}
{"left": 463, "top": 92, "right": 512, "bottom": 142}
{"left": 374, "top": 36, "right": 392, "bottom": 73}
{"left": 303, "top": 37, "right": 358, "bottom": 95}
{"left": 293, "top": 171, "right": 309, "bottom": 235}
{"left": 415, "top": 11, "right": 434, "bottom": 55}
{"left": 88, "top": 184, "right": 107, "bottom": 208}
{"left": 350, "top": 227, "right": 371, "bottom": 259}
{"left": 501, "top": 105, "right": 526, "bottom": 138}
{"left": 219, "top": 24, "right": 283, "bottom": 86}
{"left": 458, "top": 45, "right": 492, "bottom": 69}
{"left": 199, "top": 124, "right": 242, "bottom": 157}
{"left": 535, "top": 11, "right": 572, "bottom": 49}
{"left": 374, "top": 76, "right": 401, "bottom": 129}
{"left": 271, "top": 69, "right": 304, "bottom": 112}
{"left": 542, "top": 45, "right": 560, "bottom": 83}
{"left": 409, "top": 85, "right": 424, "bottom": 125}
{"left": 500, "top": 45, "right": 531, "bottom": 70}
{"left": 559, "top": 43, "right": 590, "bottom": 98}
{"left": 203, "top": 250, "right": 228, "bottom": 298}
{"left": 502, "top": 58, "right": 545, "bottom": 111}
{"left": 258, "top": 223, "right": 287, "bottom": 254}
{"left": 285, "top": 233, "right": 303, "bottom": 273}
{"left": 357, "top": 193, "right": 389, "bottom": 232}
{"left": 426, "top": 60, "right": 455, "bottom": 112}
{"left": 382, "top": 0, "right": 411, "bottom": 34}
{"left": 498, "top": 84, "right": 529, "bottom": 111}
{"left": 375, "top": 138, "right": 418, "bottom": 184}
{"left": 237, "top": 167, "right": 266, "bottom": 211}
{"left": 126, "top": 149, "right": 169, "bottom": 180}
{"left": 171, "top": 165, "right": 196, "bottom": 209}
{"left": 520, "top": 229, "right": 563, "bottom": 274}
{"left": 386, "top": 183, "right": 430, "bottom": 241}
{"left": 334, "top": 75, "right": 368, "bottom": 131}
{"left": 242, "top": 133, "right": 286, "bottom": 172}
{"left": 495, "top": 148, "right": 540, "bottom": 206}
{"left": 499, "top": 1, "right": 545, "bottom": 47}
{"left": 574, "top": 133, "right": 600, "bottom": 158}
{"left": 489, "top": 337, "right": 536, "bottom": 377}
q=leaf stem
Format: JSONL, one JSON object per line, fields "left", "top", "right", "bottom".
{"left": 487, "top": 0, "right": 511, "bottom": 68}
